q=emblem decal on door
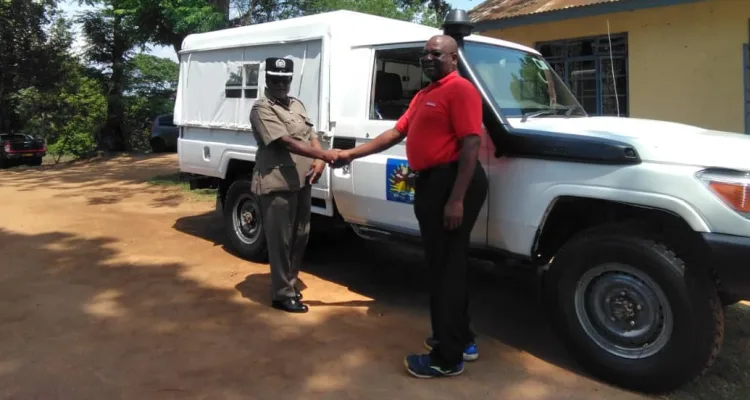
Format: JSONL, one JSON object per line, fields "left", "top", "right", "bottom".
{"left": 386, "top": 158, "right": 416, "bottom": 204}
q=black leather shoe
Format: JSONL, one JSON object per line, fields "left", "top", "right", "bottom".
{"left": 272, "top": 297, "right": 308, "bottom": 313}
{"left": 295, "top": 289, "right": 303, "bottom": 301}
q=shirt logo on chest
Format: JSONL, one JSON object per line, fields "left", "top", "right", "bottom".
{"left": 425, "top": 101, "right": 437, "bottom": 107}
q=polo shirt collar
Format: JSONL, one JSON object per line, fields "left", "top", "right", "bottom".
{"left": 428, "top": 70, "right": 459, "bottom": 87}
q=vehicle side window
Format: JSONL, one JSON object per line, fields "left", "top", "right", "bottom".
{"left": 225, "top": 62, "right": 260, "bottom": 100}
{"left": 369, "top": 46, "right": 428, "bottom": 120}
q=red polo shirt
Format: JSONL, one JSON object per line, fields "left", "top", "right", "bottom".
{"left": 395, "top": 71, "right": 483, "bottom": 172}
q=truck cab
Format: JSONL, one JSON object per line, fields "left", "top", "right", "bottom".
{"left": 174, "top": 9, "right": 750, "bottom": 394}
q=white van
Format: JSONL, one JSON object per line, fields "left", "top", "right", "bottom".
{"left": 174, "top": 9, "right": 750, "bottom": 394}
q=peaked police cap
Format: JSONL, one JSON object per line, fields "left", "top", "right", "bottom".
{"left": 265, "top": 57, "right": 294, "bottom": 77}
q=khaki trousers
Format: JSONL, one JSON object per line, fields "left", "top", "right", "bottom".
{"left": 259, "top": 185, "right": 312, "bottom": 301}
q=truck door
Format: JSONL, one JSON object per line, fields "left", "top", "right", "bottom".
{"left": 332, "top": 43, "right": 489, "bottom": 246}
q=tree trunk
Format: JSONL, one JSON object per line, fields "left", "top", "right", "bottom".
{"left": 0, "top": 86, "right": 7, "bottom": 133}
{"left": 100, "top": 14, "right": 130, "bottom": 152}
{"left": 208, "top": 0, "right": 230, "bottom": 19}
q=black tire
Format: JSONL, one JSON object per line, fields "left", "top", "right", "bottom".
{"left": 544, "top": 222, "right": 724, "bottom": 394}
{"left": 150, "top": 138, "right": 167, "bottom": 153}
{"left": 223, "top": 178, "right": 268, "bottom": 262}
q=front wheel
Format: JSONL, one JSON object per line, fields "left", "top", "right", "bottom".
{"left": 223, "top": 178, "right": 268, "bottom": 262}
{"left": 545, "top": 223, "right": 724, "bottom": 393}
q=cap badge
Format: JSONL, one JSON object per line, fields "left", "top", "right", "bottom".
{"left": 275, "top": 59, "right": 286, "bottom": 69}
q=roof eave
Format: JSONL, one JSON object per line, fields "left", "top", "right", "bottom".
{"left": 472, "top": 0, "right": 705, "bottom": 32}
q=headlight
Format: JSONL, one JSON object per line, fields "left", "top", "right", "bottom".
{"left": 696, "top": 169, "right": 750, "bottom": 217}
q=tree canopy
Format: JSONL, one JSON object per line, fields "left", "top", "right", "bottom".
{"left": 2, "top": 0, "right": 453, "bottom": 157}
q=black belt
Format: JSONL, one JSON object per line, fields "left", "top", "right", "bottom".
{"left": 416, "top": 161, "right": 461, "bottom": 179}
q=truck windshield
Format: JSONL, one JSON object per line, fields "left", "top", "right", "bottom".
{"left": 463, "top": 41, "right": 586, "bottom": 120}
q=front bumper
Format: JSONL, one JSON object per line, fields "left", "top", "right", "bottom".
{"left": 702, "top": 233, "right": 750, "bottom": 301}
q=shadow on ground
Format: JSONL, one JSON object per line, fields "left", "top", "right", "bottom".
{"left": 172, "top": 211, "right": 578, "bottom": 374}
{"left": 0, "top": 225, "right": 631, "bottom": 400}
{"left": 172, "top": 211, "right": 750, "bottom": 400}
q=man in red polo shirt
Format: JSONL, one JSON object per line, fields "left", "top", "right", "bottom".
{"left": 335, "top": 35, "right": 488, "bottom": 378}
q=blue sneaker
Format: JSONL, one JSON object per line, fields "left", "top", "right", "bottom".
{"left": 404, "top": 354, "right": 464, "bottom": 378}
{"left": 424, "top": 337, "right": 479, "bottom": 361}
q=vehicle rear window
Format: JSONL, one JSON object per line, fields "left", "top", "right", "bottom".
{"left": 158, "top": 115, "right": 175, "bottom": 126}
{"left": 0, "top": 134, "right": 29, "bottom": 140}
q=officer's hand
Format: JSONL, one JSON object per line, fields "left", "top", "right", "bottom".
{"left": 333, "top": 149, "right": 353, "bottom": 167}
{"left": 321, "top": 149, "right": 339, "bottom": 164}
{"left": 308, "top": 160, "right": 326, "bottom": 185}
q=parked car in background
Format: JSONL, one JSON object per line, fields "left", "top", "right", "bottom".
{"left": 0, "top": 133, "right": 46, "bottom": 168}
{"left": 150, "top": 114, "right": 178, "bottom": 153}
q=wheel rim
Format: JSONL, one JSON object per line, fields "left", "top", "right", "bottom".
{"left": 232, "top": 194, "right": 261, "bottom": 245}
{"left": 574, "top": 263, "right": 674, "bottom": 359}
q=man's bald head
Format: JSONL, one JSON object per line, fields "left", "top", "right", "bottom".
{"left": 427, "top": 35, "right": 458, "bottom": 53}
{"left": 421, "top": 35, "right": 459, "bottom": 82}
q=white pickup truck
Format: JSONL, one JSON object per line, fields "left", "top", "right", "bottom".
{"left": 174, "top": 9, "right": 750, "bottom": 394}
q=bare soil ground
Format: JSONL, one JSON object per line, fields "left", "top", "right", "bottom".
{"left": 0, "top": 154, "right": 746, "bottom": 399}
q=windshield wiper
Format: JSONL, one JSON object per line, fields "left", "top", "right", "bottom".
{"left": 564, "top": 106, "right": 585, "bottom": 118}
{"left": 521, "top": 106, "right": 585, "bottom": 122}
{"left": 520, "top": 110, "right": 557, "bottom": 122}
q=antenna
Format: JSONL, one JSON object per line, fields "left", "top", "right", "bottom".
{"left": 606, "top": 19, "right": 621, "bottom": 117}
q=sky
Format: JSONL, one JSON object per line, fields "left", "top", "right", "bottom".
{"left": 58, "top": 0, "right": 483, "bottom": 62}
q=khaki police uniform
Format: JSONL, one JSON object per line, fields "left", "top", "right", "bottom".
{"left": 249, "top": 61, "right": 316, "bottom": 302}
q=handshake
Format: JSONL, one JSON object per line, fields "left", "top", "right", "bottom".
{"left": 318, "top": 149, "right": 353, "bottom": 168}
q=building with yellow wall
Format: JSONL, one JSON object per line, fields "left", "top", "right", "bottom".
{"left": 470, "top": 0, "right": 750, "bottom": 134}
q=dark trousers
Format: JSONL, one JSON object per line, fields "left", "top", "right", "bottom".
{"left": 414, "top": 160, "right": 488, "bottom": 368}
{"left": 259, "top": 185, "right": 312, "bottom": 301}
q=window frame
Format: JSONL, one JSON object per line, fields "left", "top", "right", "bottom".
{"left": 224, "top": 61, "right": 262, "bottom": 100}
{"left": 535, "top": 33, "right": 629, "bottom": 117}
{"left": 367, "top": 42, "right": 426, "bottom": 121}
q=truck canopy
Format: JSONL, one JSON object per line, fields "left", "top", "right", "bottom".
{"left": 174, "top": 10, "right": 538, "bottom": 132}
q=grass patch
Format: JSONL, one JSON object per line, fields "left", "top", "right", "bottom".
{"left": 146, "top": 172, "right": 217, "bottom": 202}
{"left": 666, "top": 301, "right": 750, "bottom": 400}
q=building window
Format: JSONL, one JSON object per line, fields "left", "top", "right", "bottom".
{"left": 536, "top": 34, "right": 628, "bottom": 116}
{"left": 369, "top": 46, "right": 428, "bottom": 120}
{"left": 225, "top": 63, "right": 260, "bottom": 99}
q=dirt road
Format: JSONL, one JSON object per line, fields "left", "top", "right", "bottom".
{"left": 0, "top": 154, "right": 650, "bottom": 399}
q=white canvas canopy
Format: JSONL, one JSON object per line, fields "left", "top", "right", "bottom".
{"left": 173, "top": 10, "right": 537, "bottom": 131}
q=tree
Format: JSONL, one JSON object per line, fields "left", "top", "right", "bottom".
{"left": 14, "top": 15, "right": 107, "bottom": 162}
{"left": 125, "top": 54, "right": 179, "bottom": 98}
{"left": 226, "top": 0, "right": 447, "bottom": 27}
{"left": 303, "top": 0, "right": 438, "bottom": 25}
{"left": 0, "top": 0, "right": 62, "bottom": 132}
{"left": 115, "top": 0, "right": 227, "bottom": 55}
{"left": 398, "top": 0, "right": 451, "bottom": 22}
{"left": 122, "top": 54, "right": 179, "bottom": 151}
{"left": 78, "top": 0, "right": 141, "bottom": 151}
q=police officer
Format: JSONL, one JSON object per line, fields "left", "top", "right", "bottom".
{"left": 334, "top": 35, "right": 487, "bottom": 377}
{"left": 249, "top": 57, "right": 339, "bottom": 313}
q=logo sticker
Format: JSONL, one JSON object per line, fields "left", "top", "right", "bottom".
{"left": 386, "top": 158, "right": 416, "bottom": 204}
{"left": 275, "top": 59, "right": 286, "bottom": 69}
